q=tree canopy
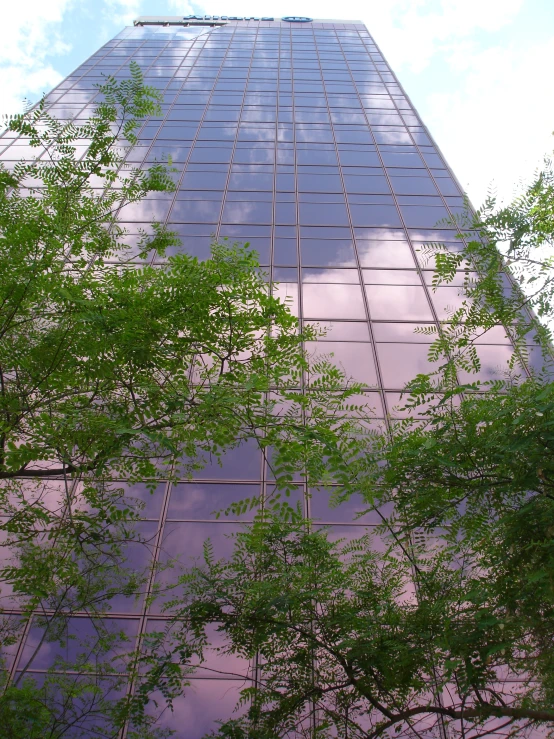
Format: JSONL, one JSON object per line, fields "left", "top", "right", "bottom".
{"left": 1, "top": 62, "right": 554, "bottom": 739}
{"left": 155, "top": 158, "right": 554, "bottom": 739}
{"left": 0, "top": 66, "right": 363, "bottom": 738}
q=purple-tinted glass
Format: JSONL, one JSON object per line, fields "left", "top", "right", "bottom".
{"left": 274, "top": 238, "right": 298, "bottom": 265}
{"left": 366, "top": 285, "right": 433, "bottom": 321}
{"left": 146, "top": 680, "right": 250, "bottom": 737}
{"left": 15, "top": 20, "right": 527, "bottom": 737}
{"left": 305, "top": 320, "right": 371, "bottom": 341}
{"left": 428, "top": 285, "right": 471, "bottom": 320}
{"left": 118, "top": 482, "right": 166, "bottom": 519}
{"left": 303, "top": 283, "right": 366, "bottom": 320}
{"left": 305, "top": 341, "right": 378, "bottom": 387}
{"left": 222, "top": 201, "right": 273, "bottom": 224}
{"left": 166, "top": 483, "right": 261, "bottom": 520}
{"left": 372, "top": 322, "right": 436, "bottom": 343}
{"left": 309, "top": 488, "right": 393, "bottom": 524}
{"left": 350, "top": 204, "right": 403, "bottom": 228}
{"left": 192, "top": 439, "right": 262, "bottom": 481}
{"left": 303, "top": 268, "right": 360, "bottom": 284}
{"left": 457, "top": 344, "right": 525, "bottom": 384}
{"left": 356, "top": 240, "right": 416, "bottom": 268}
{"left": 156, "top": 522, "right": 243, "bottom": 578}
{"left": 301, "top": 240, "right": 357, "bottom": 267}
{"left": 145, "top": 619, "right": 253, "bottom": 679}
{"left": 20, "top": 617, "right": 139, "bottom": 672}
{"left": 343, "top": 174, "right": 391, "bottom": 194}
{"left": 109, "top": 521, "right": 158, "bottom": 613}
{"left": 376, "top": 343, "right": 442, "bottom": 389}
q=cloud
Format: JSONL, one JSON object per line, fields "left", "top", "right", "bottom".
{"left": 201, "top": 0, "right": 548, "bottom": 205}
{"left": 0, "top": 0, "right": 72, "bottom": 117}
{"left": 0, "top": 66, "right": 65, "bottom": 120}
{"left": 423, "top": 35, "right": 554, "bottom": 205}
{"left": 203, "top": 0, "right": 526, "bottom": 71}
{"left": 368, "top": 0, "right": 526, "bottom": 71}
{"left": 101, "top": 0, "right": 144, "bottom": 28}
{"left": 165, "top": 0, "right": 196, "bottom": 13}
{"left": 2, "top": 0, "right": 549, "bottom": 212}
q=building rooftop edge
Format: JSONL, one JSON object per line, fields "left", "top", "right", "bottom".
{"left": 133, "top": 16, "right": 364, "bottom": 25}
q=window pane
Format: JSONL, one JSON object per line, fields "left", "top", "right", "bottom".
{"left": 228, "top": 172, "right": 273, "bottom": 190}
{"left": 310, "top": 489, "right": 389, "bottom": 523}
{"left": 305, "top": 341, "right": 377, "bottom": 387}
{"left": 273, "top": 282, "right": 299, "bottom": 316}
{"left": 457, "top": 345, "right": 527, "bottom": 384}
{"left": 429, "top": 286, "right": 470, "bottom": 320}
{"left": 338, "top": 150, "right": 381, "bottom": 167}
{"left": 302, "top": 282, "right": 366, "bottom": 321}
{"left": 390, "top": 176, "right": 439, "bottom": 195}
{"left": 298, "top": 174, "right": 343, "bottom": 193}
{"left": 301, "top": 239, "right": 357, "bottom": 268}
{"left": 305, "top": 320, "right": 371, "bottom": 341}
{"left": 343, "top": 175, "right": 391, "bottom": 194}
{"left": 149, "top": 682, "right": 250, "bottom": 739}
{"left": 274, "top": 238, "right": 298, "bottom": 265}
{"left": 233, "top": 147, "right": 275, "bottom": 164}
{"left": 400, "top": 205, "right": 450, "bottom": 228}
{"left": 381, "top": 151, "right": 425, "bottom": 167}
{"left": 296, "top": 148, "right": 338, "bottom": 165}
{"left": 436, "top": 177, "right": 461, "bottom": 196}
{"left": 192, "top": 439, "right": 262, "bottom": 480}
{"left": 349, "top": 204, "right": 402, "bottom": 227}
{"left": 302, "top": 268, "right": 360, "bottom": 283}
{"left": 366, "top": 285, "right": 433, "bottom": 320}
{"left": 299, "top": 202, "right": 350, "bottom": 226}
{"left": 372, "top": 323, "right": 436, "bottom": 343}
{"left": 167, "top": 483, "right": 261, "bottom": 520}
{"left": 356, "top": 241, "right": 416, "bottom": 268}
{"left": 376, "top": 343, "right": 440, "bottom": 388}
{"left": 189, "top": 146, "right": 232, "bottom": 163}
{"left": 363, "top": 269, "right": 422, "bottom": 285}
{"left": 222, "top": 201, "right": 273, "bottom": 224}
{"left": 169, "top": 201, "right": 219, "bottom": 224}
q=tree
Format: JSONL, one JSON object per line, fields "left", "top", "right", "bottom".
{"left": 152, "top": 514, "right": 554, "bottom": 739}
{"left": 152, "top": 155, "right": 554, "bottom": 738}
{"left": 5, "top": 58, "right": 553, "bottom": 739}
{"left": 0, "top": 66, "right": 363, "bottom": 737}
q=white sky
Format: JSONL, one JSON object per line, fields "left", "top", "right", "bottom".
{"left": 1, "top": 0, "right": 553, "bottom": 207}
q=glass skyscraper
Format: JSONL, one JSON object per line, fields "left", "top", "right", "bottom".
{"left": 0, "top": 14, "right": 528, "bottom": 738}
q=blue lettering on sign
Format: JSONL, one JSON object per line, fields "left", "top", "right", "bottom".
{"left": 282, "top": 16, "right": 312, "bottom": 22}
{"left": 183, "top": 14, "right": 276, "bottom": 21}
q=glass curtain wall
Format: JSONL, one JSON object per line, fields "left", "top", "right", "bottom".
{"left": 0, "top": 16, "right": 535, "bottom": 737}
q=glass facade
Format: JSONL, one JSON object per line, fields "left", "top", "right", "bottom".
{"left": 0, "top": 16, "right": 536, "bottom": 737}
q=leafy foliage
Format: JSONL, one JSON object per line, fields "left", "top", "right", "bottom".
{"left": 3, "top": 57, "right": 554, "bottom": 739}
{"left": 154, "top": 152, "right": 554, "bottom": 739}
{"left": 0, "top": 66, "right": 365, "bottom": 736}
{"left": 417, "top": 157, "right": 554, "bottom": 378}
{"left": 153, "top": 514, "right": 554, "bottom": 739}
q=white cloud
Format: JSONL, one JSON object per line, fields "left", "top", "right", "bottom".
{"left": 205, "top": 0, "right": 526, "bottom": 71}
{"left": 423, "top": 35, "right": 554, "bottom": 206}
{"left": 101, "top": 0, "right": 143, "bottom": 28}
{"left": 165, "top": 0, "right": 196, "bottom": 13}
{"left": 367, "top": 0, "right": 526, "bottom": 71}
{"left": 2, "top": 0, "right": 550, "bottom": 212}
{"left": 203, "top": 0, "right": 549, "bottom": 205}
{"left": 0, "top": 66, "right": 65, "bottom": 120}
{"left": 0, "top": 0, "right": 73, "bottom": 116}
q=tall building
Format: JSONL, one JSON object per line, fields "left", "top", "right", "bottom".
{"left": 0, "top": 14, "right": 529, "bottom": 738}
